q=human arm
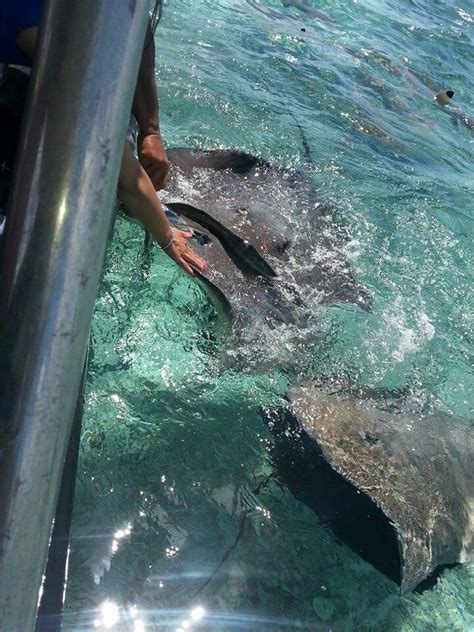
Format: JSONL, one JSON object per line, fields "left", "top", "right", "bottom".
{"left": 132, "top": 21, "right": 169, "bottom": 190}
{"left": 117, "top": 143, "right": 206, "bottom": 276}
{"left": 16, "top": 20, "right": 169, "bottom": 191}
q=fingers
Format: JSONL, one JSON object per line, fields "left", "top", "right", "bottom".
{"left": 164, "top": 234, "right": 208, "bottom": 277}
{"left": 138, "top": 135, "right": 170, "bottom": 191}
{"left": 140, "top": 160, "right": 169, "bottom": 190}
{"left": 151, "top": 171, "right": 168, "bottom": 191}
{"left": 177, "top": 257, "right": 195, "bottom": 276}
{"left": 174, "top": 230, "right": 207, "bottom": 270}
{"left": 181, "top": 246, "right": 206, "bottom": 272}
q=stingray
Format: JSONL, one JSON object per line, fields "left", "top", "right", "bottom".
{"left": 163, "top": 147, "right": 371, "bottom": 328}
{"left": 262, "top": 384, "right": 473, "bottom": 593}
{"left": 160, "top": 148, "right": 473, "bottom": 592}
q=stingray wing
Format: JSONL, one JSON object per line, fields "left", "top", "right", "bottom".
{"left": 263, "top": 384, "right": 473, "bottom": 592}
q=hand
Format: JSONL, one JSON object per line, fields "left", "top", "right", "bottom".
{"left": 138, "top": 132, "right": 170, "bottom": 190}
{"left": 163, "top": 229, "right": 208, "bottom": 277}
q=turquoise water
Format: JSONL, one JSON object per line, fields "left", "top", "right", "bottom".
{"left": 63, "top": 1, "right": 473, "bottom": 630}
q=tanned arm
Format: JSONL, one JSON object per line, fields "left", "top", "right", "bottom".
{"left": 117, "top": 143, "right": 205, "bottom": 276}
{"left": 132, "top": 21, "right": 170, "bottom": 191}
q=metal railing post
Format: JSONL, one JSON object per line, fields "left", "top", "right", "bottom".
{"left": 0, "top": 1, "right": 150, "bottom": 629}
{"left": 35, "top": 351, "right": 88, "bottom": 632}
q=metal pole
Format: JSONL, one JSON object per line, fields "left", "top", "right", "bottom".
{"left": 0, "top": 1, "right": 149, "bottom": 630}
{"left": 35, "top": 352, "right": 88, "bottom": 632}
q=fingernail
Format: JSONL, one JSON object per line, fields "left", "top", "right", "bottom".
{"left": 200, "top": 263, "right": 208, "bottom": 271}
{"left": 184, "top": 230, "right": 194, "bottom": 237}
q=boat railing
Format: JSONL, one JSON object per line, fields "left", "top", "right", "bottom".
{"left": 0, "top": 1, "right": 150, "bottom": 629}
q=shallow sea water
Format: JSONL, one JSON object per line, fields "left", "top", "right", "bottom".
{"left": 63, "top": 1, "right": 473, "bottom": 630}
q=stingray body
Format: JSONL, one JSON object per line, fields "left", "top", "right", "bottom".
{"left": 162, "top": 148, "right": 472, "bottom": 592}
{"left": 164, "top": 147, "right": 371, "bottom": 326}
{"left": 262, "top": 385, "right": 473, "bottom": 593}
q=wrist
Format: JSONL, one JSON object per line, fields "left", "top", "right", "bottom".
{"left": 159, "top": 228, "right": 174, "bottom": 251}
{"left": 138, "top": 127, "right": 161, "bottom": 141}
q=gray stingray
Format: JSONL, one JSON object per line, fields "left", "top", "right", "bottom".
{"left": 163, "top": 147, "right": 371, "bottom": 327}
{"left": 161, "top": 148, "right": 473, "bottom": 592}
{"left": 262, "top": 384, "right": 473, "bottom": 593}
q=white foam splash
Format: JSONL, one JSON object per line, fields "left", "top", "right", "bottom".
{"left": 378, "top": 298, "right": 436, "bottom": 365}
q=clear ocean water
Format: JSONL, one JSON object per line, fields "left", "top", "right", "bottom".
{"left": 63, "top": 1, "right": 473, "bottom": 630}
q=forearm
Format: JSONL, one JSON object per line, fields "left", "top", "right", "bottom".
{"left": 117, "top": 144, "right": 171, "bottom": 246}
{"left": 132, "top": 21, "right": 160, "bottom": 137}
{"left": 132, "top": 20, "right": 169, "bottom": 190}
